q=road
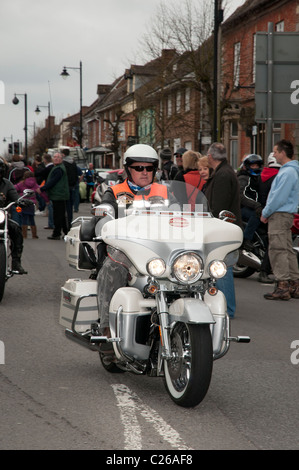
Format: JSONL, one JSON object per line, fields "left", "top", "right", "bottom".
{"left": 1, "top": 203, "right": 299, "bottom": 451}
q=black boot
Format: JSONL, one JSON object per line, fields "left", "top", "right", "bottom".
{"left": 12, "top": 258, "right": 27, "bottom": 274}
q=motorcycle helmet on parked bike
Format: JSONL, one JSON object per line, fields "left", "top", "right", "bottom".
{"left": 243, "top": 154, "right": 263, "bottom": 175}
{"left": 124, "top": 144, "right": 159, "bottom": 182}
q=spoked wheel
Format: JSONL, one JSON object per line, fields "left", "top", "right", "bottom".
{"left": 164, "top": 322, "right": 213, "bottom": 408}
{"left": 0, "top": 244, "right": 7, "bottom": 302}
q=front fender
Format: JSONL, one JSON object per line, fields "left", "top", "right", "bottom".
{"left": 168, "top": 298, "right": 215, "bottom": 324}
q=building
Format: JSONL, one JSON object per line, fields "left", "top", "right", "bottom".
{"left": 221, "top": 0, "right": 299, "bottom": 167}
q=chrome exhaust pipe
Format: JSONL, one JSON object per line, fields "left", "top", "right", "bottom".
{"left": 238, "top": 249, "right": 262, "bottom": 270}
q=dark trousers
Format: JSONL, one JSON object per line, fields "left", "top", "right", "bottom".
{"left": 52, "top": 200, "right": 69, "bottom": 237}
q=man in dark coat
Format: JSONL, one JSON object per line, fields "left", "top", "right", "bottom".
{"left": 205, "top": 142, "right": 242, "bottom": 318}
{"left": 205, "top": 143, "right": 242, "bottom": 228}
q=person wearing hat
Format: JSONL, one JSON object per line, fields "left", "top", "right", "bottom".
{"left": 174, "top": 147, "right": 187, "bottom": 173}
{"left": 159, "top": 148, "right": 178, "bottom": 181}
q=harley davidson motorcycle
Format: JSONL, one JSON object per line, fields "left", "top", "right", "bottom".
{"left": 60, "top": 182, "right": 250, "bottom": 408}
{"left": 0, "top": 189, "right": 34, "bottom": 302}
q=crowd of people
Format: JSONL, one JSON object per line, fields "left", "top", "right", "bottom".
{"left": 0, "top": 139, "right": 298, "bottom": 313}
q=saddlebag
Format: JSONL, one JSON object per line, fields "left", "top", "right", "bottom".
{"left": 65, "top": 222, "right": 97, "bottom": 270}
{"left": 59, "top": 278, "right": 98, "bottom": 333}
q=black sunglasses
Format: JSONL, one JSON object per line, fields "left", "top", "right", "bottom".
{"left": 129, "top": 165, "right": 155, "bottom": 172}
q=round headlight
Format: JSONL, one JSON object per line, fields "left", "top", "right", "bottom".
{"left": 0, "top": 210, "right": 5, "bottom": 224}
{"left": 172, "top": 252, "right": 203, "bottom": 284}
{"left": 209, "top": 260, "right": 227, "bottom": 279}
{"left": 147, "top": 258, "right": 166, "bottom": 277}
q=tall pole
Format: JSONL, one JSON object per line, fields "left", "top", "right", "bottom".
{"left": 213, "top": 0, "right": 223, "bottom": 142}
{"left": 12, "top": 93, "right": 28, "bottom": 162}
{"left": 60, "top": 61, "right": 83, "bottom": 147}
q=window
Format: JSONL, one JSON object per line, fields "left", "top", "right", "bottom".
{"left": 176, "top": 91, "right": 181, "bottom": 113}
{"left": 230, "top": 121, "right": 238, "bottom": 170}
{"left": 273, "top": 122, "right": 281, "bottom": 146}
{"left": 167, "top": 95, "right": 172, "bottom": 117}
{"left": 233, "top": 42, "right": 241, "bottom": 87}
{"left": 276, "top": 21, "right": 284, "bottom": 32}
{"left": 185, "top": 88, "right": 190, "bottom": 112}
{"left": 252, "top": 34, "right": 256, "bottom": 83}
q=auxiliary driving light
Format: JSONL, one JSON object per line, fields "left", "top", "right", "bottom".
{"left": 147, "top": 258, "right": 166, "bottom": 277}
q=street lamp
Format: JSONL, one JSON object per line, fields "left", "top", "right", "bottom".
{"left": 35, "top": 102, "right": 51, "bottom": 145}
{"left": 60, "top": 60, "right": 83, "bottom": 147}
{"left": 12, "top": 93, "right": 28, "bottom": 161}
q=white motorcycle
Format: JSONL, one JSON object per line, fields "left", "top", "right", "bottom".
{"left": 60, "top": 182, "right": 250, "bottom": 408}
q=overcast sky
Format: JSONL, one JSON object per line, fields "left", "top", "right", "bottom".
{"left": 0, "top": 0, "right": 246, "bottom": 157}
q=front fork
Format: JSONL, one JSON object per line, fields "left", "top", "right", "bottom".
{"left": 156, "top": 288, "right": 172, "bottom": 360}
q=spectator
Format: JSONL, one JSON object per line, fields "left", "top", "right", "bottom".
{"left": 41, "top": 153, "right": 69, "bottom": 240}
{"left": 159, "top": 148, "right": 178, "bottom": 181}
{"left": 15, "top": 170, "right": 40, "bottom": 239}
{"left": 35, "top": 153, "right": 54, "bottom": 230}
{"left": 256, "top": 153, "right": 281, "bottom": 284}
{"left": 174, "top": 147, "right": 187, "bottom": 175}
{"left": 197, "top": 155, "right": 212, "bottom": 191}
{"left": 205, "top": 142, "right": 242, "bottom": 318}
{"left": 84, "top": 163, "right": 95, "bottom": 202}
{"left": 261, "top": 139, "right": 299, "bottom": 300}
{"left": 61, "top": 148, "right": 81, "bottom": 225}
{"left": 174, "top": 150, "right": 205, "bottom": 210}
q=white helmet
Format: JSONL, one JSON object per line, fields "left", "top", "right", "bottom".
{"left": 124, "top": 144, "right": 159, "bottom": 166}
{"left": 267, "top": 152, "right": 281, "bottom": 168}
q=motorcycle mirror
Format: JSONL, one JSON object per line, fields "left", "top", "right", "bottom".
{"left": 219, "top": 210, "right": 236, "bottom": 224}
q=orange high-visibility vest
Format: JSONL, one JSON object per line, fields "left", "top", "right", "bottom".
{"left": 111, "top": 180, "right": 168, "bottom": 201}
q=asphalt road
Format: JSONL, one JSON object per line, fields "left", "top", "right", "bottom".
{"left": 1, "top": 203, "right": 299, "bottom": 451}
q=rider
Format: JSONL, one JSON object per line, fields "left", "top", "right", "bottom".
{"left": 95, "top": 144, "right": 167, "bottom": 350}
{"left": 237, "top": 154, "right": 263, "bottom": 251}
{"left": 0, "top": 159, "right": 26, "bottom": 274}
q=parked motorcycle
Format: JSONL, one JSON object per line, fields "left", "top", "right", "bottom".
{"left": 91, "top": 169, "right": 125, "bottom": 205}
{"left": 234, "top": 214, "right": 299, "bottom": 278}
{"left": 0, "top": 189, "right": 34, "bottom": 301}
{"left": 60, "top": 182, "right": 250, "bottom": 408}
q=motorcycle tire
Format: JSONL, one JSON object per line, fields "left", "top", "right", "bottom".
{"left": 0, "top": 244, "right": 6, "bottom": 302}
{"left": 163, "top": 322, "right": 213, "bottom": 408}
{"left": 233, "top": 255, "right": 256, "bottom": 278}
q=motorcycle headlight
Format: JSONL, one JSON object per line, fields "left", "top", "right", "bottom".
{"left": 147, "top": 258, "right": 166, "bottom": 277}
{"left": 209, "top": 260, "right": 227, "bottom": 279}
{"left": 0, "top": 210, "right": 5, "bottom": 225}
{"left": 172, "top": 252, "right": 203, "bottom": 284}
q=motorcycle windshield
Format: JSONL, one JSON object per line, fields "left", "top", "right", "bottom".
{"left": 100, "top": 180, "right": 243, "bottom": 279}
{"left": 116, "top": 180, "right": 210, "bottom": 217}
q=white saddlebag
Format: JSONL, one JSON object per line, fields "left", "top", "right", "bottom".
{"left": 60, "top": 278, "right": 98, "bottom": 332}
{"left": 65, "top": 225, "right": 97, "bottom": 270}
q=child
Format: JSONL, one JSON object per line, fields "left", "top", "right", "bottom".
{"left": 15, "top": 171, "right": 41, "bottom": 239}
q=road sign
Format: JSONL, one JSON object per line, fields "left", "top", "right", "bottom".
{"left": 255, "top": 27, "right": 299, "bottom": 123}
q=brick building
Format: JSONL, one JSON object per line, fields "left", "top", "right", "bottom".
{"left": 221, "top": 0, "right": 299, "bottom": 167}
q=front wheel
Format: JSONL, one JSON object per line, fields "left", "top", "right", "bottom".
{"left": 0, "top": 243, "right": 7, "bottom": 302}
{"left": 163, "top": 323, "right": 213, "bottom": 408}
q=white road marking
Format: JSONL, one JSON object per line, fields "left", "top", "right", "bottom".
{"left": 111, "top": 383, "right": 193, "bottom": 450}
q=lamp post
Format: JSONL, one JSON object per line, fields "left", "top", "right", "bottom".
{"left": 60, "top": 60, "right": 83, "bottom": 147}
{"left": 35, "top": 102, "right": 51, "bottom": 146}
{"left": 12, "top": 93, "right": 28, "bottom": 161}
